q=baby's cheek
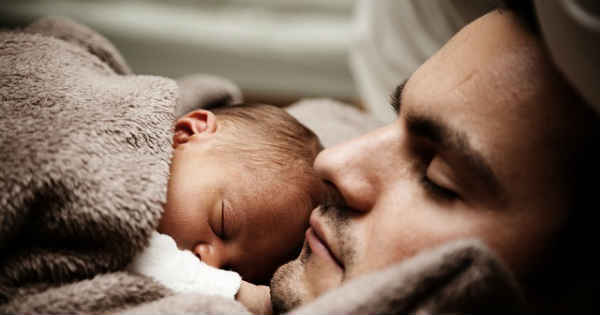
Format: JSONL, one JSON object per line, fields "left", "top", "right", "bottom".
{"left": 240, "top": 186, "right": 313, "bottom": 282}
{"left": 275, "top": 205, "right": 310, "bottom": 257}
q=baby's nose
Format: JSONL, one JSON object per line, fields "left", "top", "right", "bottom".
{"left": 193, "top": 243, "right": 224, "bottom": 268}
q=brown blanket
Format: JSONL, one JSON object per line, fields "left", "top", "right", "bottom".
{"left": 0, "top": 17, "right": 526, "bottom": 314}
{"left": 0, "top": 17, "right": 241, "bottom": 314}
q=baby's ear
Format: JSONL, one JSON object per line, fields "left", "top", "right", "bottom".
{"left": 173, "top": 109, "right": 218, "bottom": 147}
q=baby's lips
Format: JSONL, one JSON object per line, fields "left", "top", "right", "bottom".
{"left": 194, "top": 243, "right": 222, "bottom": 268}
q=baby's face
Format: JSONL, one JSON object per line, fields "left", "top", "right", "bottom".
{"left": 160, "top": 134, "right": 318, "bottom": 284}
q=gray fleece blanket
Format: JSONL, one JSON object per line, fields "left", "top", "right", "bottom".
{"left": 0, "top": 17, "right": 526, "bottom": 314}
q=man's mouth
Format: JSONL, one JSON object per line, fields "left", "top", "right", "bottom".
{"left": 306, "top": 213, "right": 344, "bottom": 271}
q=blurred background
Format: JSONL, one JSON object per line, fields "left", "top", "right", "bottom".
{"left": 1, "top": 0, "right": 500, "bottom": 123}
{"left": 0, "top": 0, "right": 358, "bottom": 107}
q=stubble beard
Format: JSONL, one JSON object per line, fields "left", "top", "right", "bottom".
{"left": 270, "top": 244, "right": 312, "bottom": 314}
{"left": 270, "top": 203, "right": 355, "bottom": 313}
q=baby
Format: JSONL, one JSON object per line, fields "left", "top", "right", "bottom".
{"left": 128, "top": 104, "right": 323, "bottom": 313}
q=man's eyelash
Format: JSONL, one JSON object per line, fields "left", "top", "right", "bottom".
{"left": 420, "top": 176, "right": 458, "bottom": 200}
{"left": 390, "top": 93, "right": 400, "bottom": 113}
{"left": 390, "top": 81, "right": 407, "bottom": 114}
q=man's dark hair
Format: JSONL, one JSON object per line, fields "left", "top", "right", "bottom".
{"left": 498, "top": 1, "right": 600, "bottom": 311}
{"left": 499, "top": 0, "right": 541, "bottom": 35}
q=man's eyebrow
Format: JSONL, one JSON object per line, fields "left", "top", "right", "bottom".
{"left": 405, "top": 113, "right": 506, "bottom": 202}
{"left": 390, "top": 79, "right": 408, "bottom": 114}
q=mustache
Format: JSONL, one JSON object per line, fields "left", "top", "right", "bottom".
{"left": 320, "top": 181, "right": 345, "bottom": 208}
{"left": 315, "top": 182, "right": 357, "bottom": 269}
{"left": 318, "top": 181, "right": 355, "bottom": 221}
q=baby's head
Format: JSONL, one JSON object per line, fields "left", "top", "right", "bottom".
{"left": 159, "top": 104, "right": 323, "bottom": 284}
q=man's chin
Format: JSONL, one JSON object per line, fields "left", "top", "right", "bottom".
{"left": 270, "top": 239, "right": 346, "bottom": 313}
{"left": 270, "top": 257, "right": 309, "bottom": 314}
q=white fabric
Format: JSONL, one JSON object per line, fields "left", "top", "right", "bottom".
{"left": 350, "top": 0, "right": 495, "bottom": 122}
{"left": 127, "top": 232, "right": 242, "bottom": 299}
{"left": 535, "top": 0, "right": 600, "bottom": 112}
{"left": 286, "top": 98, "right": 385, "bottom": 147}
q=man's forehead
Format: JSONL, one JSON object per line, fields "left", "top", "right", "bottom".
{"left": 404, "top": 18, "right": 553, "bottom": 122}
{"left": 410, "top": 11, "right": 544, "bottom": 93}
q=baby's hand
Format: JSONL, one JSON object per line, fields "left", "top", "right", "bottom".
{"left": 236, "top": 280, "right": 272, "bottom": 315}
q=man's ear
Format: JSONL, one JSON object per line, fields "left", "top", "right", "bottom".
{"left": 173, "top": 109, "right": 218, "bottom": 147}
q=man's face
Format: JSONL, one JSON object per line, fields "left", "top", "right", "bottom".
{"left": 271, "top": 10, "right": 587, "bottom": 311}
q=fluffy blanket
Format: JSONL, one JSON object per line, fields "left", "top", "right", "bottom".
{"left": 0, "top": 17, "right": 240, "bottom": 314}
{"left": 0, "top": 17, "right": 527, "bottom": 314}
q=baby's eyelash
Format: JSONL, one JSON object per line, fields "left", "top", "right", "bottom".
{"left": 220, "top": 200, "right": 226, "bottom": 239}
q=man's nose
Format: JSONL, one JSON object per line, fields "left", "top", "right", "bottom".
{"left": 314, "top": 126, "right": 395, "bottom": 212}
{"left": 193, "top": 242, "right": 226, "bottom": 269}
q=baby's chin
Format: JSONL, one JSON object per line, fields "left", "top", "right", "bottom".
{"left": 238, "top": 265, "right": 274, "bottom": 286}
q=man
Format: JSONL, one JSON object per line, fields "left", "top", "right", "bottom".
{"left": 350, "top": 0, "right": 496, "bottom": 122}
{"left": 271, "top": 5, "right": 598, "bottom": 314}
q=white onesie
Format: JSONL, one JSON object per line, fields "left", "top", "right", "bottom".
{"left": 127, "top": 231, "right": 242, "bottom": 299}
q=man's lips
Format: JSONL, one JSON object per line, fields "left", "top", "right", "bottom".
{"left": 306, "top": 213, "right": 344, "bottom": 270}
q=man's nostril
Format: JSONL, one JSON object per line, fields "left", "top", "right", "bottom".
{"left": 321, "top": 180, "right": 344, "bottom": 205}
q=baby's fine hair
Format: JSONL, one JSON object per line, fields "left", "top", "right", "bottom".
{"left": 210, "top": 103, "right": 323, "bottom": 179}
